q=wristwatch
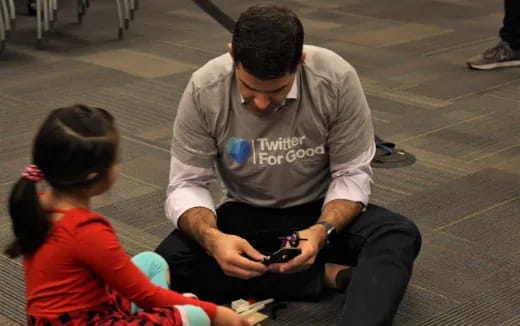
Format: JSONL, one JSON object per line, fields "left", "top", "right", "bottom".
{"left": 316, "top": 221, "right": 336, "bottom": 247}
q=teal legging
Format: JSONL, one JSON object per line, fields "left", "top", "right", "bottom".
{"left": 131, "top": 251, "right": 211, "bottom": 326}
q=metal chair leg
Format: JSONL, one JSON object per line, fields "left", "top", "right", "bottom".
{"left": 42, "top": 0, "right": 49, "bottom": 35}
{"left": 7, "top": 0, "right": 14, "bottom": 30}
{"left": 36, "top": 0, "right": 43, "bottom": 48}
{"left": 115, "top": 0, "right": 124, "bottom": 39}
{"left": 122, "top": 0, "right": 129, "bottom": 29}
{"left": 51, "top": 0, "right": 57, "bottom": 22}
{"left": 0, "top": 0, "right": 11, "bottom": 37}
{"left": 77, "top": 0, "right": 85, "bottom": 23}
{"left": 0, "top": 3, "right": 6, "bottom": 52}
{"left": 48, "top": 0, "right": 54, "bottom": 28}
{"left": 129, "top": 0, "right": 135, "bottom": 20}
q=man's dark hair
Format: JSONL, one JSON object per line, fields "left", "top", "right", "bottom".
{"left": 232, "top": 4, "right": 304, "bottom": 79}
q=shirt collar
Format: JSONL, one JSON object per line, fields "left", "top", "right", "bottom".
{"left": 239, "top": 75, "right": 299, "bottom": 104}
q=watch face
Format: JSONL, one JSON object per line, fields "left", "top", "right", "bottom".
{"left": 317, "top": 222, "right": 335, "bottom": 247}
{"left": 328, "top": 226, "right": 335, "bottom": 235}
{"left": 318, "top": 221, "right": 334, "bottom": 235}
{"left": 327, "top": 225, "right": 335, "bottom": 236}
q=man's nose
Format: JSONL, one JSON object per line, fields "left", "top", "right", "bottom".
{"left": 254, "top": 95, "right": 271, "bottom": 110}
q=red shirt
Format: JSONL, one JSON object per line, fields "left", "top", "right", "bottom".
{"left": 24, "top": 207, "right": 217, "bottom": 320}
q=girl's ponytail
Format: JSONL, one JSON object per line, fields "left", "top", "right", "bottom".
{"left": 5, "top": 175, "right": 51, "bottom": 258}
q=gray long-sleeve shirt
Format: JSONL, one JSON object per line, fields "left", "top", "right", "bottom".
{"left": 166, "top": 45, "right": 375, "bottom": 228}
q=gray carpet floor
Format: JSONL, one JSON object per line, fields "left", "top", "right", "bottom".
{"left": 1, "top": 0, "right": 519, "bottom": 325}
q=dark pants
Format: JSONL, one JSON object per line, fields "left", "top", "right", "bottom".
{"left": 500, "top": 0, "right": 520, "bottom": 49}
{"left": 156, "top": 200, "right": 421, "bottom": 326}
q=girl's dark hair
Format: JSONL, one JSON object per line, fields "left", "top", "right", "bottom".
{"left": 5, "top": 104, "right": 118, "bottom": 258}
{"left": 232, "top": 4, "right": 304, "bottom": 80}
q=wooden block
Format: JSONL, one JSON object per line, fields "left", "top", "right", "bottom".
{"left": 245, "top": 312, "right": 269, "bottom": 325}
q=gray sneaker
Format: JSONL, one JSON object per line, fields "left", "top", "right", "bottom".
{"left": 467, "top": 40, "right": 520, "bottom": 70}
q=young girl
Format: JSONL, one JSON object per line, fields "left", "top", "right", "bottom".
{"left": 5, "top": 105, "right": 249, "bottom": 326}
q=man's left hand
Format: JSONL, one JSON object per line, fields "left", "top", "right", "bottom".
{"left": 267, "top": 225, "right": 327, "bottom": 274}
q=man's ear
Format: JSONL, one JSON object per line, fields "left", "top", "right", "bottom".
{"left": 299, "top": 52, "right": 307, "bottom": 67}
{"left": 228, "top": 43, "right": 233, "bottom": 59}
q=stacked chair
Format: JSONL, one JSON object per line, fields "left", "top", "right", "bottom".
{"left": 35, "top": 0, "right": 139, "bottom": 47}
{"left": 0, "top": 0, "right": 139, "bottom": 53}
{"left": 0, "top": 0, "right": 15, "bottom": 53}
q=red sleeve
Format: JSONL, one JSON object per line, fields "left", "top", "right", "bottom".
{"left": 74, "top": 217, "right": 217, "bottom": 320}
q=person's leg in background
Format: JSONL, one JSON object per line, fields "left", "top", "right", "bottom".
{"left": 467, "top": 0, "right": 520, "bottom": 70}
{"left": 500, "top": 0, "right": 520, "bottom": 50}
{"left": 323, "top": 205, "right": 422, "bottom": 326}
{"left": 131, "top": 251, "right": 210, "bottom": 326}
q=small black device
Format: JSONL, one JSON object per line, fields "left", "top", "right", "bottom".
{"left": 262, "top": 247, "right": 302, "bottom": 265}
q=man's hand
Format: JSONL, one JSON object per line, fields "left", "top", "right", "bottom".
{"left": 267, "top": 226, "right": 326, "bottom": 274}
{"left": 207, "top": 231, "right": 268, "bottom": 279}
{"left": 213, "top": 306, "right": 251, "bottom": 326}
{"left": 178, "top": 207, "right": 267, "bottom": 279}
{"left": 267, "top": 199, "right": 361, "bottom": 274}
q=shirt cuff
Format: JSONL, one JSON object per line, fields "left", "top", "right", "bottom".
{"left": 323, "top": 143, "right": 374, "bottom": 208}
{"left": 324, "top": 173, "right": 371, "bottom": 208}
{"left": 165, "top": 186, "right": 216, "bottom": 229}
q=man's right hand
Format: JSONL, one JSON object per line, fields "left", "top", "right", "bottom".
{"left": 207, "top": 231, "right": 267, "bottom": 279}
{"left": 213, "top": 306, "right": 251, "bottom": 326}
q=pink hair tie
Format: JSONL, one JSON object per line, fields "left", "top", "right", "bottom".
{"left": 22, "top": 164, "right": 45, "bottom": 182}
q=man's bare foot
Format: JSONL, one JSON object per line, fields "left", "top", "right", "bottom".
{"left": 324, "top": 263, "right": 353, "bottom": 291}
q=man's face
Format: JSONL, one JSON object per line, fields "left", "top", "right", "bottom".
{"left": 235, "top": 64, "right": 296, "bottom": 116}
